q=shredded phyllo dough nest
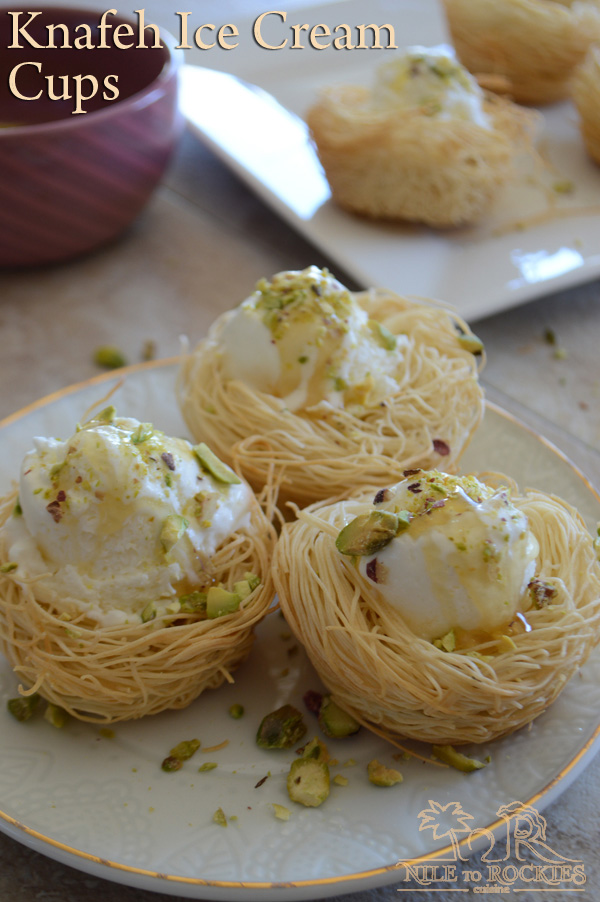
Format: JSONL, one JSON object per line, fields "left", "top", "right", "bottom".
{"left": 307, "top": 85, "right": 536, "bottom": 227}
{"left": 0, "top": 491, "right": 275, "bottom": 724}
{"left": 572, "top": 45, "right": 600, "bottom": 166}
{"left": 442, "top": 0, "right": 600, "bottom": 105}
{"left": 272, "top": 478, "right": 600, "bottom": 746}
{"left": 178, "top": 290, "right": 485, "bottom": 507}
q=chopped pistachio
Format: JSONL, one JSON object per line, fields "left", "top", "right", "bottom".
{"left": 141, "top": 601, "right": 157, "bottom": 623}
{"left": 198, "top": 762, "right": 218, "bottom": 772}
{"left": 0, "top": 562, "right": 18, "bottom": 574}
{"left": 96, "top": 405, "right": 117, "bottom": 423}
{"left": 229, "top": 703, "right": 244, "bottom": 719}
{"left": 333, "top": 774, "right": 349, "bottom": 786}
{"left": 528, "top": 577, "right": 558, "bottom": 609}
{"left": 457, "top": 333, "right": 484, "bottom": 355}
{"left": 206, "top": 586, "right": 241, "bottom": 619}
{"left": 7, "top": 694, "right": 40, "bottom": 722}
{"left": 482, "top": 542, "right": 500, "bottom": 563}
{"left": 64, "top": 626, "right": 82, "bottom": 639}
{"left": 301, "top": 737, "right": 330, "bottom": 763}
{"left": 287, "top": 757, "right": 330, "bottom": 807}
{"left": 432, "top": 745, "right": 486, "bottom": 772}
{"left": 256, "top": 704, "right": 307, "bottom": 749}
{"left": 463, "top": 650, "right": 495, "bottom": 663}
{"left": 193, "top": 443, "right": 241, "bottom": 484}
{"left": 160, "top": 514, "right": 188, "bottom": 552}
{"left": 44, "top": 703, "right": 69, "bottom": 728}
{"left": 49, "top": 462, "right": 66, "bottom": 480}
{"left": 244, "top": 572, "right": 261, "bottom": 592}
{"left": 336, "top": 510, "right": 400, "bottom": 556}
{"left": 433, "top": 629, "right": 456, "bottom": 653}
{"left": 368, "top": 319, "right": 397, "bottom": 351}
{"left": 553, "top": 179, "right": 574, "bottom": 194}
{"left": 396, "top": 510, "right": 411, "bottom": 531}
{"left": 497, "top": 635, "right": 517, "bottom": 652}
{"left": 94, "top": 346, "right": 127, "bottom": 369}
{"left": 169, "top": 739, "right": 201, "bottom": 761}
{"left": 178, "top": 591, "right": 207, "bottom": 615}
{"left": 233, "top": 578, "right": 256, "bottom": 600}
{"left": 392, "top": 751, "right": 411, "bottom": 762}
{"left": 318, "top": 696, "right": 361, "bottom": 739}
{"left": 367, "top": 759, "right": 403, "bottom": 787}
{"left": 161, "top": 755, "right": 183, "bottom": 772}
{"left": 213, "top": 807, "right": 228, "bottom": 827}
{"left": 131, "top": 423, "right": 154, "bottom": 444}
{"left": 272, "top": 803, "right": 291, "bottom": 821}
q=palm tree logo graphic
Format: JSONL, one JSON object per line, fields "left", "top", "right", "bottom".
{"left": 417, "top": 800, "right": 474, "bottom": 861}
{"left": 416, "top": 798, "right": 582, "bottom": 866}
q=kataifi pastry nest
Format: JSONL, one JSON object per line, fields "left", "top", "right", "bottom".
{"left": 443, "top": 0, "right": 600, "bottom": 105}
{"left": 306, "top": 82, "right": 535, "bottom": 227}
{"left": 177, "top": 289, "right": 485, "bottom": 508}
{"left": 0, "top": 490, "right": 276, "bottom": 724}
{"left": 572, "top": 45, "right": 600, "bottom": 165}
{"left": 272, "top": 478, "right": 600, "bottom": 746}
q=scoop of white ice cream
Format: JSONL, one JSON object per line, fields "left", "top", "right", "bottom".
{"left": 217, "top": 266, "right": 404, "bottom": 413}
{"left": 372, "top": 45, "right": 491, "bottom": 129}
{"left": 337, "top": 470, "right": 538, "bottom": 642}
{"left": 2, "top": 409, "right": 252, "bottom": 626}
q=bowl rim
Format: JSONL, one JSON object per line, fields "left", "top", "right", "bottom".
{"left": 0, "top": 8, "right": 182, "bottom": 137}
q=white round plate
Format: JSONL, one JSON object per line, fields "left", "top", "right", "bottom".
{"left": 0, "top": 360, "right": 599, "bottom": 901}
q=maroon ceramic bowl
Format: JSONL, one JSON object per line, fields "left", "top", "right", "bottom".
{"left": 0, "top": 7, "right": 183, "bottom": 267}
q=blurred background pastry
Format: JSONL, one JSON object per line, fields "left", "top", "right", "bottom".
{"left": 307, "top": 45, "right": 536, "bottom": 226}
{"left": 442, "top": 0, "right": 600, "bottom": 105}
{"left": 572, "top": 45, "right": 600, "bottom": 164}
